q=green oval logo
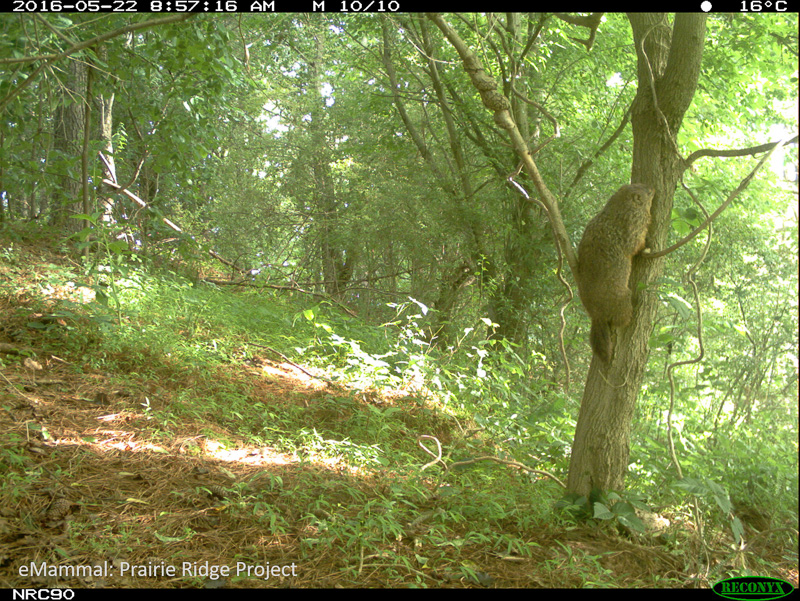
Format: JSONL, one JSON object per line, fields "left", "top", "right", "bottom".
{"left": 713, "top": 577, "right": 795, "bottom": 601}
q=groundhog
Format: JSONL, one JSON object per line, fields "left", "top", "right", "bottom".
{"left": 577, "top": 183, "right": 654, "bottom": 363}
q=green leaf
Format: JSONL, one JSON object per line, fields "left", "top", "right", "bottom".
{"left": 730, "top": 517, "right": 745, "bottom": 543}
{"left": 154, "top": 530, "right": 193, "bottom": 543}
{"left": 665, "top": 293, "right": 694, "bottom": 320}
{"left": 674, "top": 477, "right": 708, "bottom": 495}
{"left": 107, "top": 240, "right": 130, "bottom": 255}
{"left": 72, "top": 227, "right": 95, "bottom": 242}
{"left": 617, "top": 513, "right": 646, "bottom": 533}
{"left": 71, "top": 213, "right": 99, "bottom": 224}
{"left": 593, "top": 502, "right": 614, "bottom": 520}
{"left": 95, "top": 290, "right": 109, "bottom": 307}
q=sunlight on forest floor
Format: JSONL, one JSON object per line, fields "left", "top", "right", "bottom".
{"left": 1, "top": 237, "right": 796, "bottom": 588}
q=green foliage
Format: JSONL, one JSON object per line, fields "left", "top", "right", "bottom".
{"left": 555, "top": 489, "right": 648, "bottom": 535}
{"left": 675, "top": 477, "right": 746, "bottom": 545}
{"left": 0, "top": 11, "right": 797, "bottom": 586}
{"left": 592, "top": 492, "right": 647, "bottom": 534}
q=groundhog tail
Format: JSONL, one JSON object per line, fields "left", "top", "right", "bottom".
{"left": 590, "top": 319, "right": 613, "bottom": 363}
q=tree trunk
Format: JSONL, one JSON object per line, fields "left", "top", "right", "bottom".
{"left": 430, "top": 260, "right": 474, "bottom": 344}
{"left": 486, "top": 14, "right": 548, "bottom": 347}
{"left": 304, "top": 26, "right": 355, "bottom": 301}
{"left": 51, "top": 59, "right": 87, "bottom": 232}
{"left": 96, "top": 43, "right": 117, "bottom": 223}
{"left": 568, "top": 14, "right": 707, "bottom": 495}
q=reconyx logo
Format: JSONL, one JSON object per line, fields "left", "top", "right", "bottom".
{"left": 713, "top": 577, "right": 794, "bottom": 601}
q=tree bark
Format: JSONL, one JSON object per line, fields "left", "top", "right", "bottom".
{"left": 96, "top": 43, "right": 117, "bottom": 223}
{"left": 487, "top": 14, "right": 548, "bottom": 347}
{"left": 567, "top": 14, "right": 707, "bottom": 495}
{"left": 51, "top": 59, "right": 87, "bottom": 232}
{"left": 306, "top": 25, "right": 354, "bottom": 300}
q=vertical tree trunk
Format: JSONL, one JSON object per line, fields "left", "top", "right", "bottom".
{"left": 567, "top": 14, "right": 707, "bottom": 495}
{"left": 306, "top": 25, "right": 355, "bottom": 300}
{"left": 51, "top": 59, "right": 87, "bottom": 233}
{"left": 486, "top": 13, "right": 543, "bottom": 346}
{"left": 96, "top": 43, "right": 117, "bottom": 223}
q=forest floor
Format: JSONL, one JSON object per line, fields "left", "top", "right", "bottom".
{"left": 0, "top": 230, "right": 797, "bottom": 589}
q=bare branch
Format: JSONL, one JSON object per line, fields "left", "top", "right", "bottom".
{"left": 646, "top": 135, "right": 795, "bottom": 259}
{"left": 553, "top": 13, "right": 603, "bottom": 51}
{"left": 684, "top": 135, "right": 798, "bottom": 168}
{"left": 566, "top": 102, "right": 632, "bottom": 199}
{"left": 425, "top": 13, "right": 578, "bottom": 275}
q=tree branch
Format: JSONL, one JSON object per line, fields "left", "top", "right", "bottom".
{"left": 553, "top": 13, "right": 604, "bottom": 51}
{"left": 565, "top": 101, "right": 633, "bottom": 199}
{"left": 425, "top": 13, "right": 578, "bottom": 275}
{"left": 0, "top": 14, "right": 195, "bottom": 113}
{"left": 684, "top": 135, "right": 798, "bottom": 168}
{"left": 646, "top": 135, "right": 794, "bottom": 259}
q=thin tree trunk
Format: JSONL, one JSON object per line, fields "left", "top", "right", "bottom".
{"left": 97, "top": 43, "right": 116, "bottom": 223}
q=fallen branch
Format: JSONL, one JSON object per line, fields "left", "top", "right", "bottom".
{"left": 99, "top": 153, "right": 249, "bottom": 276}
{"left": 247, "top": 343, "right": 335, "bottom": 386}
{"left": 417, "top": 435, "right": 566, "bottom": 489}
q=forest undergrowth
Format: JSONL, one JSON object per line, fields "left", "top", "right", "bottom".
{"left": 0, "top": 224, "right": 796, "bottom": 588}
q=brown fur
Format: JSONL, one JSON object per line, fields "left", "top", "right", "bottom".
{"left": 577, "top": 183, "right": 654, "bottom": 363}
